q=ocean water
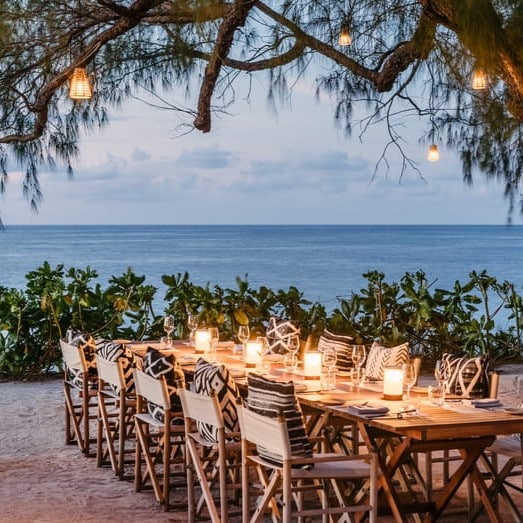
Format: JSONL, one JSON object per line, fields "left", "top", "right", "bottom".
{"left": 1, "top": 225, "right": 522, "bottom": 314}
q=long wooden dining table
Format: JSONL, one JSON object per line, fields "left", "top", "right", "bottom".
{"left": 128, "top": 340, "right": 522, "bottom": 522}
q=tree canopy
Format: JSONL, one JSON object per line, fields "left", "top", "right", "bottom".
{"left": 0, "top": 0, "right": 522, "bottom": 219}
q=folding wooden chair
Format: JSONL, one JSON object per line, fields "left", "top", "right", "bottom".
{"left": 60, "top": 339, "right": 98, "bottom": 456}
{"left": 133, "top": 368, "right": 186, "bottom": 511}
{"left": 237, "top": 404, "right": 378, "bottom": 523}
{"left": 178, "top": 388, "right": 241, "bottom": 522}
{"left": 96, "top": 354, "right": 136, "bottom": 479}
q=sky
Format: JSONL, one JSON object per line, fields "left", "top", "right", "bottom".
{"left": 0, "top": 76, "right": 519, "bottom": 226}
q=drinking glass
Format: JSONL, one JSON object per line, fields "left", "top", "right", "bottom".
{"left": 283, "top": 352, "right": 297, "bottom": 375}
{"left": 322, "top": 347, "right": 337, "bottom": 390}
{"left": 187, "top": 313, "right": 198, "bottom": 344}
{"left": 237, "top": 325, "right": 250, "bottom": 353}
{"left": 163, "top": 315, "right": 175, "bottom": 347}
{"left": 256, "top": 336, "right": 270, "bottom": 373}
{"left": 434, "top": 359, "right": 449, "bottom": 405}
{"left": 402, "top": 362, "right": 417, "bottom": 402}
{"left": 352, "top": 345, "right": 366, "bottom": 385}
{"left": 287, "top": 334, "right": 300, "bottom": 356}
{"left": 208, "top": 327, "right": 219, "bottom": 363}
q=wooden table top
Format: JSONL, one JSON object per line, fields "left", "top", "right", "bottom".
{"left": 127, "top": 340, "right": 523, "bottom": 442}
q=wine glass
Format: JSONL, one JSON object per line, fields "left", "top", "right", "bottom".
{"left": 402, "top": 362, "right": 417, "bottom": 402}
{"left": 287, "top": 334, "right": 300, "bottom": 356}
{"left": 237, "top": 325, "right": 250, "bottom": 353}
{"left": 187, "top": 313, "right": 198, "bottom": 345}
{"left": 163, "top": 315, "right": 175, "bottom": 347}
{"left": 256, "top": 336, "right": 270, "bottom": 373}
{"left": 434, "top": 359, "right": 449, "bottom": 405}
{"left": 208, "top": 327, "right": 219, "bottom": 363}
{"left": 322, "top": 347, "right": 338, "bottom": 389}
{"left": 352, "top": 345, "right": 366, "bottom": 385}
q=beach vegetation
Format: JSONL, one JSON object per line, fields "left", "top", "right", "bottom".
{"left": 1, "top": 263, "right": 523, "bottom": 379}
{"left": 0, "top": 2, "right": 523, "bottom": 221}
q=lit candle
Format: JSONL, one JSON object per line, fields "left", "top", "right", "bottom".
{"left": 245, "top": 341, "right": 261, "bottom": 368}
{"left": 383, "top": 366, "right": 404, "bottom": 400}
{"left": 194, "top": 329, "right": 211, "bottom": 353}
{"left": 303, "top": 351, "right": 322, "bottom": 379}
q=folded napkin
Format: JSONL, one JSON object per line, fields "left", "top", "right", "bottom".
{"left": 469, "top": 398, "right": 502, "bottom": 408}
{"left": 347, "top": 404, "right": 390, "bottom": 417}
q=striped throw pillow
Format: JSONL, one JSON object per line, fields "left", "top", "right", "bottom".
{"left": 95, "top": 339, "right": 136, "bottom": 394}
{"left": 246, "top": 373, "right": 312, "bottom": 466}
{"left": 364, "top": 342, "right": 410, "bottom": 380}
{"left": 142, "top": 347, "right": 185, "bottom": 423}
{"left": 192, "top": 358, "right": 241, "bottom": 443}
{"left": 65, "top": 329, "right": 97, "bottom": 388}
{"left": 441, "top": 353, "right": 490, "bottom": 398}
{"left": 317, "top": 330, "right": 354, "bottom": 370}
{"left": 266, "top": 317, "right": 300, "bottom": 355}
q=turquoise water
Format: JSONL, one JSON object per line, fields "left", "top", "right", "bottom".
{"left": 1, "top": 225, "right": 522, "bottom": 313}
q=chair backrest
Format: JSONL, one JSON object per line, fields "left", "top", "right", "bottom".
{"left": 133, "top": 368, "right": 170, "bottom": 410}
{"left": 96, "top": 354, "right": 125, "bottom": 391}
{"left": 237, "top": 405, "right": 292, "bottom": 461}
{"left": 411, "top": 356, "right": 422, "bottom": 386}
{"left": 60, "top": 340, "right": 87, "bottom": 372}
{"left": 178, "top": 388, "right": 224, "bottom": 430}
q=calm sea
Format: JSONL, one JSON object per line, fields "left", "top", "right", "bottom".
{"left": 1, "top": 225, "right": 522, "bottom": 315}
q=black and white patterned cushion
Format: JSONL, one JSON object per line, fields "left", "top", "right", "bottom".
{"left": 65, "top": 328, "right": 97, "bottom": 388}
{"left": 441, "top": 353, "right": 490, "bottom": 398}
{"left": 317, "top": 330, "right": 354, "bottom": 371}
{"left": 192, "top": 358, "right": 241, "bottom": 443}
{"left": 246, "top": 373, "right": 312, "bottom": 466}
{"left": 364, "top": 341, "right": 409, "bottom": 381}
{"left": 266, "top": 317, "right": 300, "bottom": 355}
{"left": 142, "top": 347, "right": 185, "bottom": 423}
{"left": 95, "top": 339, "right": 136, "bottom": 394}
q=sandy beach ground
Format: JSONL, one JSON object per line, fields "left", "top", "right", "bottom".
{"left": 1, "top": 365, "right": 522, "bottom": 522}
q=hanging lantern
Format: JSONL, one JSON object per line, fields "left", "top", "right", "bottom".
{"left": 338, "top": 25, "right": 352, "bottom": 46}
{"left": 427, "top": 144, "right": 439, "bottom": 162}
{"left": 471, "top": 68, "right": 487, "bottom": 90}
{"left": 68, "top": 67, "right": 92, "bottom": 100}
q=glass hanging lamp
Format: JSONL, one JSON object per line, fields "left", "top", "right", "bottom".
{"left": 471, "top": 68, "right": 487, "bottom": 90}
{"left": 427, "top": 144, "right": 439, "bottom": 162}
{"left": 68, "top": 67, "right": 93, "bottom": 100}
{"left": 338, "top": 24, "right": 352, "bottom": 46}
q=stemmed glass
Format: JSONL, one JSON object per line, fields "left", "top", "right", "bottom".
{"left": 434, "top": 359, "right": 449, "bottom": 405}
{"left": 237, "top": 325, "right": 250, "bottom": 354}
{"left": 402, "top": 362, "right": 417, "bottom": 403}
{"left": 163, "top": 315, "right": 175, "bottom": 347}
{"left": 208, "top": 327, "right": 219, "bottom": 363}
{"left": 256, "top": 336, "right": 270, "bottom": 373}
{"left": 287, "top": 334, "right": 300, "bottom": 357}
{"left": 322, "top": 347, "right": 338, "bottom": 390}
{"left": 187, "top": 313, "right": 198, "bottom": 345}
{"left": 352, "top": 345, "right": 366, "bottom": 386}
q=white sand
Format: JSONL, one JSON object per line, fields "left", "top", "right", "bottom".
{"left": 1, "top": 365, "right": 522, "bottom": 522}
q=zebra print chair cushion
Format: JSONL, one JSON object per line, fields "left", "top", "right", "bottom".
{"left": 266, "top": 317, "right": 300, "bottom": 355}
{"left": 246, "top": 373, "right": 312, "bottom": 467}
{"left": 65, "top": 329, "right": 97, "bottom": 388}
{"left": 95, "top": 339, "right": 136, "bottom": 394}
{"left": 192, "top": 357, "right": 241, "bottom": 443}
{"left": 317, "top": 330, "right": 354, "bottom": 370}
{"left": 441, "top": 353, "right": 490, "bottom": 398}
{"left": 142, "top": 347, "right": 185, "bottom": 423}
{"left": 364, "top": 341, "right": 410, "bottom": 381}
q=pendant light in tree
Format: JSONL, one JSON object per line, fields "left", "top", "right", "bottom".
{"left": 338, "top": 24, "right": 352, "bottom": 46}
{"left": 427, "top": 144, "right": 439, "bottom": 162}
{"left": 68, "top": 67, "right": 92, "bottom": 100}
{"left": 471, "top": 68, "right": 487, "bottom": 90}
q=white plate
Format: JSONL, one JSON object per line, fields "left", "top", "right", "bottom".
{"left": 504, "top": 407, "right": 523, "bottom": 415}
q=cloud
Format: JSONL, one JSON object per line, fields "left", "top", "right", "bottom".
{"left": 177, "top": 145, "right": 234, "bottom": 169}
